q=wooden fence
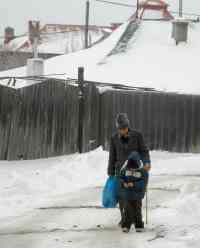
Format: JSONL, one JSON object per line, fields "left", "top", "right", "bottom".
{"left": 99, "top": 89, "right": 200, "bottom": 153}
{"left": 0, "top": 84, "right": 17, "bottom": 159}
{"left": 0, "top": 80, "right": 79, "bottom": 160}
{"left": 0, "top": 78, "right": 199, "bottom": 160}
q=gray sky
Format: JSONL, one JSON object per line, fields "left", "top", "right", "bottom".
{"left": 0, "top": 0, "right": 136, "bottom": 35}
{"left": 0, "top": 0, "right": 199, "bottom": 36}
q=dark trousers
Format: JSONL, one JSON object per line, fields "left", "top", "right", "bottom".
{"left": 119, "top": 199, "right": 143, "bottom": 229}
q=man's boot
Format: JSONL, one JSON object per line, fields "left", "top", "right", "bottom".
{"left": 122, "top": 227, "right": 130, "bottom": 233}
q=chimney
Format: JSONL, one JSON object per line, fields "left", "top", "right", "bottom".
{"left": 26, "top": 20, "right": 44, "bottom": 85}
{"left": 4, "top": 27, "right": 15, "bottom": 44}
{"left": 172, "top": 19, "right": 189, "bottom": 45}
{"left": 28, "top": 20, "right": 40, "bottom": 58}
{"left": 26, "top": 58, "right": 44, "bottom": 86}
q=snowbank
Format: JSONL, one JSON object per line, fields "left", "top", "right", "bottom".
{"left": 0, "top": 147, "right": 108, "bottom": 220}
{"left": 0, "top": 148, "right": 200, "bottom": 247}
{"left": 0, "top": 148, "right": 200, "bottom": 222}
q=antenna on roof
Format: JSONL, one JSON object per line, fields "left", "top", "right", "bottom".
{"left": 85, "top": 1, "right": 90, "bottom": 49}
{"left": 172, "top": 0, "right": 189, "bottom": 46}
{"left": 179, "top": 0, "right": 183, "bottom": 17}
{"left": 27, "top": 20, "right": 44, "bottom": 85}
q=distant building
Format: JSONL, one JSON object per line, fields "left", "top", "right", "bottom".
{"left": 0, "top": 22, "right": 113, "bottom": 71}
{"left": 1, "top": 22, "right": 113, "bottom": 55}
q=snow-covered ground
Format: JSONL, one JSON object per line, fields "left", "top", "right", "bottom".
{"left": 0, "top": 148, "right": 199, "bottom": 248}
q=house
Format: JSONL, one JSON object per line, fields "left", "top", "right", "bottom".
{"left": 2, "top": 22, "right": 113, "bottom": 54}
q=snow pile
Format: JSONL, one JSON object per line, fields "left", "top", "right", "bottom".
{"left": 0, "top": 148, "right": 200, "bottom": 247}
{"left": 0, "top": 148, "right": 200, "bottom": 219}
{"left": 151, "top": 151, "right": 200, "bottom": 176}
{"left": 0, "top": 147, "right": 108, "bottom": 220}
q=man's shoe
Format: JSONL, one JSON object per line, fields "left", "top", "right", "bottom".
{"left": 135, "top": 227, "right": 145, "bottom": 233}
{"left": 122, "top": 227, "right": 130, "bottom": 233}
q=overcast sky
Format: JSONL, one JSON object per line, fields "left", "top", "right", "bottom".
{"left": 0, "top": 0, "right": 136, "bottom": 35}
{"left": 0, "top": 0, "right": 199, "bottom": 36}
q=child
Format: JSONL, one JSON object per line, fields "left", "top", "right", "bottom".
{"left": 118, "top": 151, "right": 149, "bottom": 233}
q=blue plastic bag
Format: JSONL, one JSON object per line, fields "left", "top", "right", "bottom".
{"left": 102, "top": 176, "right": 118, "bottom": 208}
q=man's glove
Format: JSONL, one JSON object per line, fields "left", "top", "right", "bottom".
{"left": 143, "top": 163, "right": 151, "bottom": 172}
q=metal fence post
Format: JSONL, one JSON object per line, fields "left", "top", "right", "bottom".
{"left": 78, "top": 67, "right": 85, "bottom": 153}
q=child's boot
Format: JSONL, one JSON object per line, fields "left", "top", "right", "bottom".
{"left": 135, "top": 222, "right": 144, "bottom": 232}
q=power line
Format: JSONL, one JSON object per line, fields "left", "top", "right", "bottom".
{"left": 0, "top": 33, "right": 27, "bottom": 40}
{"left": 171, "top": 10, "right": 200, "bottom": 17}
{"left": 0, "top": 74, "right": 161, "bottom": 92}
{"left": 0, "top": 27, "right": 111, "bottom": 40}
{"left": 0, "top": 73, "right": 68, "bottom": 81}
{"left": 94, "top": 0, "right": 200, "bottom": 17}
{"left": 95, "top": 0, "right": 136, "bottom": 8}
{"left": 0, "top": 31, "right": 78, "bottom": 40}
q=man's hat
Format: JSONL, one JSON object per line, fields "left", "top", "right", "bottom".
{"left": 116, "top": 113, "right": 130, "bottom": 129}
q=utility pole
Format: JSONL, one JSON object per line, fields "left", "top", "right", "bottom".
{"left": 85, "top": 0, "right": 90, "bottom": 49}
{"left": 179, "top": 0, "right": 183, "bottom": 17}
{"left": 78, "top": 67, "right": 85, "bottom": 153}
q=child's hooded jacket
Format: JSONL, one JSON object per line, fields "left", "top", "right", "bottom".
{"left": 118, "top": 151, "right": 149, "bottom": 201}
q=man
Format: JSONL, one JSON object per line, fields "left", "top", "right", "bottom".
{"left": 107, "top": 113, "right": 151, "bottom": 232}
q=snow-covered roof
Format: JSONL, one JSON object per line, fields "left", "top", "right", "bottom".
{"left": 1, "top": 19, "right": 200, "bottom": 94}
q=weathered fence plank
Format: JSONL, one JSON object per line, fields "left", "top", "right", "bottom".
{"left": 0, "top": 85, "right": 17, "bottom": 159}
{"left": 82, "top": 83, "right": 101, "bottom": 152}
{"left": 6, "top": 80, "right": 79, "bottom": 160}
